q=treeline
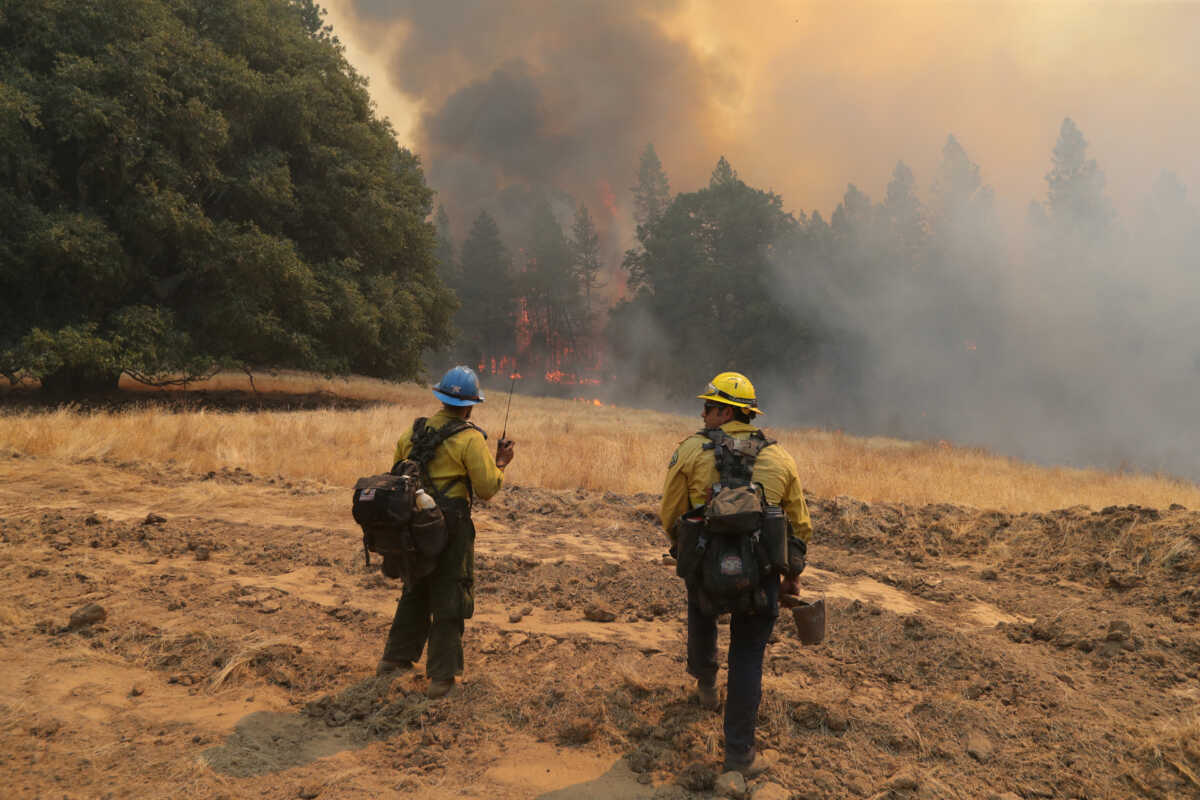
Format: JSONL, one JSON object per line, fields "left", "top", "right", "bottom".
{"left": 432, "top": 196, "right": 606, "bottom": 382}
{"left": 6, "top": 0, "right": 1199, "bottom": 476}
{"left": 1, "top": 0, "right": 451, "bottom": 393}
{"left": 441, "top": 120, "right": 1200, "bottom": 400}
{"left": 444, "top": 124, "right": 1200, "bottom": 474}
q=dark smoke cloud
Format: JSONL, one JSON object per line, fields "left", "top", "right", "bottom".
{"left": 324, "top": 1, "right": 1200, "bottom": 482}
{"left": 336, "top": 0, "right": 730, "bottom": 240}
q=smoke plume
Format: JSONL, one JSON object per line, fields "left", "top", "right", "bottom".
{"left": 321, "top": 0, "right": 1200, "bottom": 480}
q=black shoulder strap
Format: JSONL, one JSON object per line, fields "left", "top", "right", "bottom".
{"left": 701, "top": 428, "right": 775, "bottom": 488}
{"left": 408, "top": 417, "right": 483, "bottom": 504}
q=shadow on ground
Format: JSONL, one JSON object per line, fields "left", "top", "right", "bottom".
{"left": 202, "top": 676, "right": 420, "bottom": 777}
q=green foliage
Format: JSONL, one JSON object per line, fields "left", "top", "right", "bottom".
{"left": 631, "top": 142, "right": 670, "bottom": 232}
{"left": 455, "top": 210, "right": 515, "bottom": 368}
{"left": 623, "top": 142, "right": 671, "bottom": 292}
{"left": 521, "top": 198, "right": 583, "bottom": 364}
{"left": 613, "top": 156, "right": 808, "bottom": 389}
{"left": 434, "top": 204, "right": 460, "bottom": 290}
{"left": 570, "top": 203, "right": 603, "bottom": 324}
{"left": 0, "top": 0, "right": 451, "bottom": 391}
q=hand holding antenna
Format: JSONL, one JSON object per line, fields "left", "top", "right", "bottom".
{"left": 496, "top": 371, "right": 517, "bottom": 468}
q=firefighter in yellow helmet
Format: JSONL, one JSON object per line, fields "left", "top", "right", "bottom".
{"left": 660, "top": 371, "right": 812, "bottom": 777}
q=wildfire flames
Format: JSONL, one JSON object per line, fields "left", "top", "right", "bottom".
{"left": 544, "top": 369, "right": 601, "bottom": 385}
{"left": 477, "top": 355, "right": 519, "bottom": 376}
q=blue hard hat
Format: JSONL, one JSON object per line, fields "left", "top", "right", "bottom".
{"left": 432, "top": 365, "right": 485, "bottom": 406}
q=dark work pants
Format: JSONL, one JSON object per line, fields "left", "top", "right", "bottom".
{"left": 686, "top": 577, "right": 779, "bottom": 764}
{"left": 382, "top": 511, "right": 475, "bottom": 681}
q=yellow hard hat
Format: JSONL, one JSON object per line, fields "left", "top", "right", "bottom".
{"left": 697, "top": 371, "right": 762, "bottom": 413}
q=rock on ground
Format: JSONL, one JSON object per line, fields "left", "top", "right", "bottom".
{"left": 715, "top": 770, "right": 746, "bottom": 798}
{"left": 750, "top": 782, "right": 790, "bottom": 800}
{"left": 68, "top": 603, "right": 106, "bottom": 629}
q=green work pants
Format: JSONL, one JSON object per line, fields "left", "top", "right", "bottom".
{"left": 382, "top": 509, "right": 475, "bottom": 681}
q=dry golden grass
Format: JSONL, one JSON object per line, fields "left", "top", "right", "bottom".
{"left": 1142, "top": 714, "right": 1200, "bottom": 793}
{"left": 2, "top": 371, "right": 1199, "bottom": 512}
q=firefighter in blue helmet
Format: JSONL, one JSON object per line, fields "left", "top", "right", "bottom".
{"left": 661, "top": 371, "right": 812, "bottom": 777}
{"left": 377, "top": 366, "right": 514, "bottom": 698}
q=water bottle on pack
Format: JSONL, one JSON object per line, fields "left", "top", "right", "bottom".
{"left": 413, "top": 488, "right": 436, "bottom": 510}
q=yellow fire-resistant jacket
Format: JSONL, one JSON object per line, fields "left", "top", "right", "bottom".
{"left": 660, "top": 421, "right": 812, "bottom": 545}
{"left": 393, "top": 409, "right": 505, "bottom": 504}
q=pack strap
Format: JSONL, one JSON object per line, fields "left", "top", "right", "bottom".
{"left": 409, "top": 417, "right": 482, "bottom": 505}
{"left": 699, "top": 428, "right": 776, "bottom": 490}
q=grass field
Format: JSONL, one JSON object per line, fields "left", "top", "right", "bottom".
{"left": 2, "top": 370, "right": 1198, "bottom": 512}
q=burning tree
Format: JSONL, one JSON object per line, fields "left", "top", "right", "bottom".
{"left": 454, "top": 211, "right": 517, "bottom": 371}
{"left": 519, "top": 198, "right": 587, "bottom": 375}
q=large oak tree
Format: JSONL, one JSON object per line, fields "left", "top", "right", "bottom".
{"left": 0, "top": 0, "right": 452, "bottom": 392}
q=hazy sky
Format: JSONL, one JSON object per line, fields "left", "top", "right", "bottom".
{"left": 319, "top": 1, "right": 1200, "bottom": 478}
{"left": 321, "top": 0, "right": 1200, "bottom": 228}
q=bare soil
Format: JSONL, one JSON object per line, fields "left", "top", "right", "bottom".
{"left": 2, "top": 450, "right": 1199, "bottom": 799}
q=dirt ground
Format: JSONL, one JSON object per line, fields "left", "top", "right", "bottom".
{"left": 2, "top": 448, "right": 1199, "bottom": 799}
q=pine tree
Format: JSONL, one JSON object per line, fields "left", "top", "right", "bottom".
{"left": 883, "top": 161, "right": 925, "bottom": 263}
{"left": 522, "top": 198, "right": 582, "bottom": 367}
{"left": 932, "top": 135, "right": 982, "bottom": 220}
{"left": 1045, "top": 117, "right": 1112, "bottom": 239}
{"left": 623, "top": 143, "right": 672, "bottom": 292}
{"left": 570, "top": 203, "right": 605, "bottom": 325}
{"left": 456, "top": 211, "right": 516, "bottom": 370}
{"left": 710, "top": 156, "right": 737, "bottom": 187}
{"left": 611, "top": 157, "right": 805, "bottom": 387}
{"left": 631, "top": 143, "right": 671, "bottom": 233}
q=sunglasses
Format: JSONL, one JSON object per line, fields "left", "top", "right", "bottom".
{"left": 703, "top": 402, "right": 725, "bottom": 413}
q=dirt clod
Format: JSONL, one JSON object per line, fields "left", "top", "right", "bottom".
{"left": 750, "top": 784, "right": 790, "bottom": 800}
{"left": 715, "top": 769, "right": 746, "bottom": 798}
{"left": 675, "top": 761, "right": 716, "bottom": 791}
{"left": 143, "top": 512, "right": 167, "bottom": 525}
{"left": 887, "top": 767, "right": 920, "bottom": 791}
{"left": 584, "top": 605, "right": 616, "bottom": 622}
{"left": 558, "top": 716, "right": 597, "bottom": 745}
{"left": 68, "top": 603, "right": 106, "bottom": 629}
{"left": 966, "top": 730, "right": 994, "bottom": 762}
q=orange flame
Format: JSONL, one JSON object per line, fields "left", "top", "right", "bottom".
{"left": 597, "top": 179, "right": 618, "bottom": 218}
